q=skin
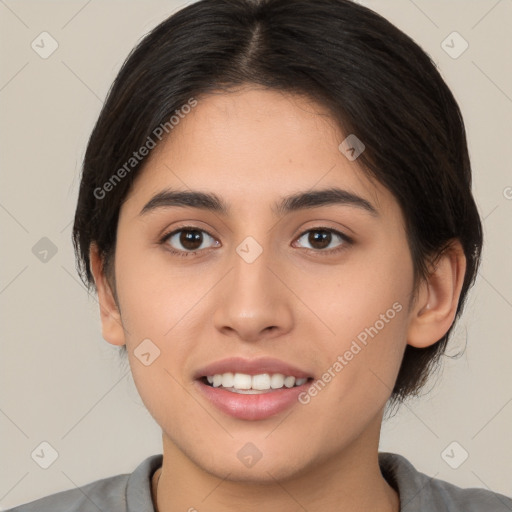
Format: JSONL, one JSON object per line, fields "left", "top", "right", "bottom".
{"left": 90, "top": 86, "right": 466, "bottom": 512}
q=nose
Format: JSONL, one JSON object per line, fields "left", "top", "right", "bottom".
{"left": 212, "top": 243, "right": 294, "bottom": 343}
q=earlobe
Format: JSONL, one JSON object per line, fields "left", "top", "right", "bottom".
{"left": 89, "top": 243, "right": 126, "bottom": 346}
{"left": 407, "top": 240, "right": 466, "bottom": 349}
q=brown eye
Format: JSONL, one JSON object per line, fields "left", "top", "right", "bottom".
{"left": 295, "top": 228, "right": 350, "bottom": 252}
{"left": 162, "top": 227, "right": 219, "bottom": 254}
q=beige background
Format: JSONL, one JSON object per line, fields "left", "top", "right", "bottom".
{"left": 1, "top": 0, "right": 511, "bottom": 509}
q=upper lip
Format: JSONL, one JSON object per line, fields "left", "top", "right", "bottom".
{"left": 194, "top": 356, "right": 313, "bottom": 380}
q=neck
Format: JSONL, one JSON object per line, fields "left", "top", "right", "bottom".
{"left": 152, "top": 422, "right": 400, "bottom": 512}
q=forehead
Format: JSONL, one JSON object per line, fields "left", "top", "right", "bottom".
{"left": 122, "top": 87, "right": 397, "bottom": 221}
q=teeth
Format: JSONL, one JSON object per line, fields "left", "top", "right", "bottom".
{"left": 221, "top": 372, "right": 234, "bottom": 388}
{"left": 204, "top": 372, "right": 309, "bottom": 391}
{"left": 270, "top": 373, "right": 285, "bottom": 389}
{"left": 232, "top": 373, "right": 252, "bottom": 389}
{"left": 252, "top": 373, "right": 271, "bottom": 390}
{"left": 284, "top": 376, "right": 296, "bottom": 388}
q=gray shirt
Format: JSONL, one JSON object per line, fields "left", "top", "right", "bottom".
{"left": 6, "top": 452, "right": 512, "bottom": 511}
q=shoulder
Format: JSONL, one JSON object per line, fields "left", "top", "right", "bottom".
{"left": 5, "top": 474, "right": 129, "bottom": 512}
{"left": 379, "top": 451, "right": 512, "bottom": 512}
{"left": 5, "top": 454, "right": 163, "bottom": 512}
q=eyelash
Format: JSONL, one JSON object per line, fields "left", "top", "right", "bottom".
{"left": 159, "top": 225, "right": 353, "bottom": 258}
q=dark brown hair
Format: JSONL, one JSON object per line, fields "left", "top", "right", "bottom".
{"left": 72, "top": 0, "right": 483, "bottom": 411}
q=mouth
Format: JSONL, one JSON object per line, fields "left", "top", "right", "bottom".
{"left": 193, "top": 357, "right": 315, "bottom": 421}
{"left": 193, "top": 357, "right": 314, "bottom": 421}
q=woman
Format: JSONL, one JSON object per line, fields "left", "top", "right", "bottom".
{"left": 7, "top": 0, "right": 511, "bottom": 511}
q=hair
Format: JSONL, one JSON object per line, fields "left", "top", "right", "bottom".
{"left": 72, "top": 0, "right": 483, "bottom": 412}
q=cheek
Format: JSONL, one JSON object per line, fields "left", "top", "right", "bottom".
{"left": 115, "top": 249, "right": 203, "bottom": 430}
{"left": 114, "top": 239, "right": 200, "bottom": 338}
{"left": 305, "top": 236, "right": 413, "bottom": 396}
{"left": 114, "top": 243, "right": 212, "bottom": 400}
{"left": 314, "top": 237, "right": 412, "bottom": 333}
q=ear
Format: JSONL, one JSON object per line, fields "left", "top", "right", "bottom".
{"left": 407, "top": 240, "right": 467, "bottom": 348}
{"left": 89, "top": 243, "right": 126, "bottom": 346}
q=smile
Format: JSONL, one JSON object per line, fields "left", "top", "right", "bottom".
{"left": 195, "top": 374, "right": 314, "bottom": 421}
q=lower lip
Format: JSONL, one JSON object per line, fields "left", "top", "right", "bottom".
{"left": 195, "top": 379, "right": 311, "bottom": 421}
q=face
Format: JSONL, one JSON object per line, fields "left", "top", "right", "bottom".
{"left": 108, "top": 86, "right": 416, "bottom": 481}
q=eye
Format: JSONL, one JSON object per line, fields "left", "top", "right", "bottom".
{"left": 293, "top": 227, "right": 351, "bottom": 254}
{"left": 160, "top": 226, "right": 219, "bottom": 257}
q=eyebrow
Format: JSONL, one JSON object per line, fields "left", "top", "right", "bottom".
{"left": 139, "top": 187, "right": 378, "bottom": 217}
